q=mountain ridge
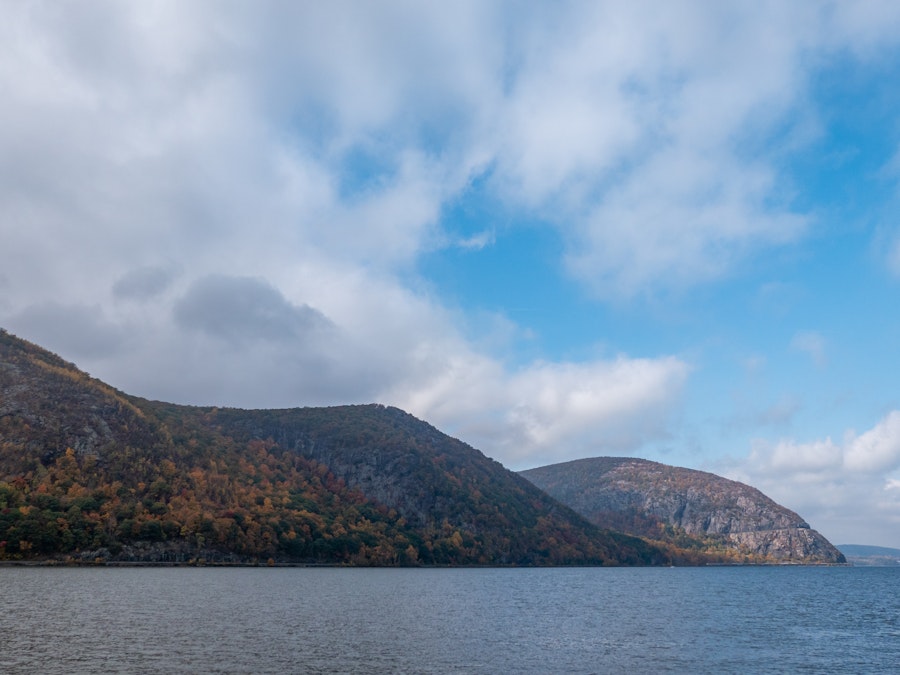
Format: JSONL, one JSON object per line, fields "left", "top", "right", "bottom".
{"left": 521, "top": 456, "right": 845, "bottom": 564}
{"left": 0, "top": 328, "right": 842, "bottom": 565}
{"left": 0, "top": 328, "right": 664, "bottom": 566}
{"left": 837, "top": 544, "right": 900, "bottom": 566}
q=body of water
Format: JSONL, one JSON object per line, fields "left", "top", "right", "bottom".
{"left": 1, "top": 565, "right": 897, "bottom": 673}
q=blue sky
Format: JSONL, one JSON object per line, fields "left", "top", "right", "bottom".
{"left": 2, "top": 1, "right": 900, "bottom": 547}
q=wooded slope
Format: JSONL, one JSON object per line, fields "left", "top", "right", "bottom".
{"left": 0, "top": 329, "right": 664, "bottom": 566}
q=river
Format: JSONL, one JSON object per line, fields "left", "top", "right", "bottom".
{"left": 1, "top": 565, "right": 897, "bottom": 673}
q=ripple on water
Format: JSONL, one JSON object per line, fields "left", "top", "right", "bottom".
{"left": 0, "top": 566, "right": 897, "bottom": 674}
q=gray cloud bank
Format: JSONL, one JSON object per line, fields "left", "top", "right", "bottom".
{"left": 173, "top": 275, "right": 331, "bottom": 345}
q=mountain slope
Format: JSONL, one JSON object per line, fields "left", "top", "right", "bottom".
{"left": 837, "top": 544, "right": 900, "bottom": 566}
{"left": 521, "top": 457, "right": 845, "bottom": 563}
{"left": 0, "top": 329, "right": 664, "bottom": 565}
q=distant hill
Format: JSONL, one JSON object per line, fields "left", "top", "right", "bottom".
{"left": 521, "top": 457, "right": 845, "bottom": 564}
{"left": 837, "top": 545, "right": 900, "bottom": 566}
{"left": 0, "top": 328, "right": 664, "bottom": 566}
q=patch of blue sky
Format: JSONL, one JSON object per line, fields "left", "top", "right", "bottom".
{"left": 421, "top": 208, "right": 578, "bottom": 360}
{"left": 436, "top": 86, "right": 894, "bottom": 464}
{"left": 689, "top": 52, "right": 900, "bottom": 432}
{"left": 789, "top": 53, "right": 900, "bottom": 224}
{"left": 685, "top": 231, "right": 894, "bottom": 437}
{"left": 336, "top": 141, "right": 399, "bottom": 201}
{"left": 426, "top": 169, "right": 670, "bottom": 364}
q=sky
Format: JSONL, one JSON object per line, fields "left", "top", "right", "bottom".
{"left": 3, "top": 1, "right": 900, "bottom": 548}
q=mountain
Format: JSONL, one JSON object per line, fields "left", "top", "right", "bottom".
{"left": 520, "top": 457, "right": 845, "bottom": 564}
{"left": 0, "top": 328, "right": 665, "bottom": 566}
{"left": 837, "top": 545, "right": 900, "bottom": 566}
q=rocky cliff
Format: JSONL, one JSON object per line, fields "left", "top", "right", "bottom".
{"left": 521, "top": 457, "right": 845, "bottom": 563}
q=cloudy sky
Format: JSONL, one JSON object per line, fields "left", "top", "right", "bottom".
{"left": 3, "top": 1, "right": 900, "bottom": 548}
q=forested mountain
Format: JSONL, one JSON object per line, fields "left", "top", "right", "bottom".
{"left": 521, "top": 457, "right": 845, "bottom": 564}
{"left": 0, "top": 329, "right": 665, "bottom": 566}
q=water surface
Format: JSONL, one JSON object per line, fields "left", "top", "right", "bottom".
{"left": 1, "top": 566, "right": 896, "bottom": 673}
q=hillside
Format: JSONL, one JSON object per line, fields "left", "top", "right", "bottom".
{"left": 837, "top": 545, "right": 900, "bottom": 566}
{"left": 0, "top": 329, "right": 664, "bottom": 566}
{"left": 521, "top": 457, "right": 845, "bottom": 564}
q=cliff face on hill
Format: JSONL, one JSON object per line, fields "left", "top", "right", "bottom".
{"left": 0, "top": 329, "right": 664, "bottom": 566}
{"left": 521, "top": 457, "right": 845, "bottom": 563}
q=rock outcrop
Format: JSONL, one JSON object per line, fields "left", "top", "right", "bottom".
{"left": 521, "top": 456, "right": 845, "bottom": 563}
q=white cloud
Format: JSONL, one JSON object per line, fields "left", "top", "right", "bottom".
{"left": 456, "top": 230, "right": 495, "bottom": 251}
{"left": 4, "top": 1, "right": 900, "bottom": 304}
{"left": 844, "top": 411, "right": 900, "bottom": 472}
{"left": 723, "top": 410, "right": 900, "bottom": 546}
{"left": 491, "top": 1, "right": 819, "bottom": 298}
{"left": 4, "top": 270, "right": 689, "bottom": 469}
{"left": 4, "top": 1, "right": 900, "bottom": 485}
{"left": 389, "top": 354, "right": 690, "bottom": 467}
{"left": 763, "top": 437, "right": 843, "bottom": 474}
{"left": 568, "top": 150, "right": 807, "bottom": 298}
{"left": 745, "top": 411, "right": 900, "bottom": 479}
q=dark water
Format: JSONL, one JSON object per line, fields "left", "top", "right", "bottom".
{"left": 1, "top": 566, "right": 897, "bottom": 673}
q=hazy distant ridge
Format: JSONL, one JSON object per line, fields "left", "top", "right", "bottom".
{"left": 837, "top": 544, "right": 900, "bottom": 566}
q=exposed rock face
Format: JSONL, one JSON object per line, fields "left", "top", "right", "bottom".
{"left": 521, "top": 457, "right": 845, "bottom": 563}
